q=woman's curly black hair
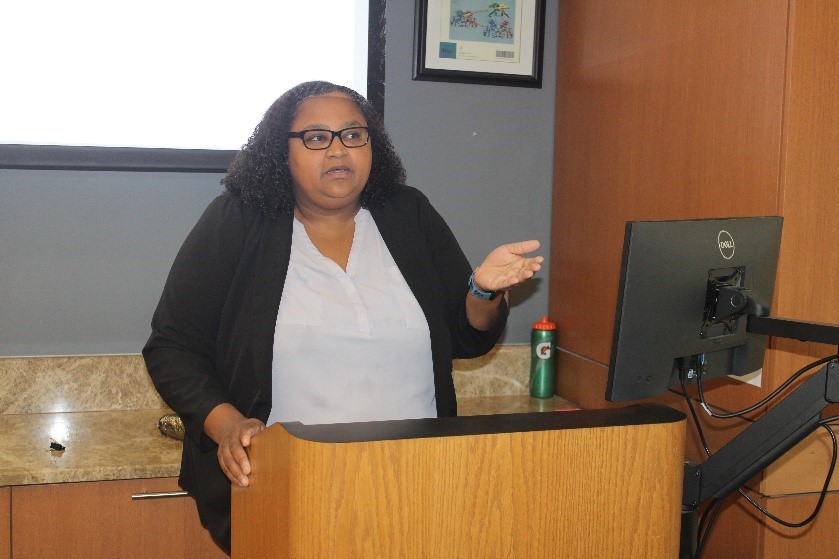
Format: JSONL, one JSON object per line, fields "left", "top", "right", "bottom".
{"left": 221, "top": 81, "right": 406, "bottom": 219}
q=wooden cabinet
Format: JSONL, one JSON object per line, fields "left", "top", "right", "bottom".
{"left": 1, "top": 487, "right": 9, "bottom": 559}
{"left": 9, "top": 478, "right": 228, "bottom": 559}
{"left": 550, "top": 1, "right": 838, "bottom": 557}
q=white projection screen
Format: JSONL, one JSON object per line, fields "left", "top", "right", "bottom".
{"left": 1, "top": 1, "right": 370, "bottom": 152}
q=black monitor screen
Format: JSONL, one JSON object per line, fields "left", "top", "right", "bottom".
{"left": 606, "top": 216, "right": 783, "bottom": 402}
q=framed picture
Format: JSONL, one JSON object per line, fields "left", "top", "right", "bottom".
{"left": 413, "top": 0, "right": 546, "bottom": 88}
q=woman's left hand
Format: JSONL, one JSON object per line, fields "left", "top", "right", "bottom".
{"left": 473, "top": 240, "right": 543, "bottom": 294}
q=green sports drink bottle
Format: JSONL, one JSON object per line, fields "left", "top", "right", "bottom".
{"left": 530, "top": 316, "right": 557, "bottom": 398}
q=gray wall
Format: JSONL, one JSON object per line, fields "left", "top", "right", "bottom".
{"left": 383, "top": 1, "right": 557, "bottom": 342}
{"left": 0, "top": 2, "right": 557, "bottom": 356}
{"left": 0, "top": 170, "right": 224, "bottom": 355}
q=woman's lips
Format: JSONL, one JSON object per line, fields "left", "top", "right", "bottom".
{"left": 325, "top": 165, "right": 352, "bottom": 176}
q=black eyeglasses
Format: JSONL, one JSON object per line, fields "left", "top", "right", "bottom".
{"left": 287, "top": 126, "right": 370, "bottom": 150}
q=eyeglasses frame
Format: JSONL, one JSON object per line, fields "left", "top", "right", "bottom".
{"left": 287, "top": 126, "right": 370, "bottom": 150}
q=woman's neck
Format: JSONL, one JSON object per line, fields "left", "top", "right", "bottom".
{"left": 294, "top": 205, "right": 359, "bottom": 271}
{"left": 294, "top": 201, "right": 359, "bottom": 226}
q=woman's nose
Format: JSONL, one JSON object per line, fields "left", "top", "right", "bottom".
{"left": 325, "top": 135, "right": 348, "bottom": 155}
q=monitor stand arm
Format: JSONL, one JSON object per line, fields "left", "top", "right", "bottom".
{"left": 679, "top": 315, "right": 839, "bottom": 558}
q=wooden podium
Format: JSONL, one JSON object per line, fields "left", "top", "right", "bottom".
{"left": 232, "top": 405, "right": 685, "bottom": 558}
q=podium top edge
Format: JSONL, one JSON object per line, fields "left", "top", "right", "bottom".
{"left": 276, "top": 404, "right": 685, "bottom": 443}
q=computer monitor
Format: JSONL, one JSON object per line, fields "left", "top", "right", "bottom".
{"left": 606, "top": 216, "right": 784, "bottom": 402}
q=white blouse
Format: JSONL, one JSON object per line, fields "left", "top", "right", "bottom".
{"left": 266, "top": 209, "right": 436, "bottom": 426}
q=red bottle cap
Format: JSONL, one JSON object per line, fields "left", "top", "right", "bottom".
{"left": 532, "top": 316, "right": 557, "bottom": 330}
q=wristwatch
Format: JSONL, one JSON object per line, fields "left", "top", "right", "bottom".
{"left": 468, "top": 272, "right": 497, "bottom": 300}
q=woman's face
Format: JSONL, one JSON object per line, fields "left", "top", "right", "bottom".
{"left": 287, "top": 93, "right": 372, "bottom": 215}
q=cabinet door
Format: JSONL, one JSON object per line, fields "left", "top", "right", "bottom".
{"left": 12, "top": 478, "right": 228, "bottom": 559}
{"left": 1, "top": 487, "right": 9, "bottom": 559}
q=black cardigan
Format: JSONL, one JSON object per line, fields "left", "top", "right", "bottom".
{"left": 143, "top": 184, "right": 507, "bottom": 548}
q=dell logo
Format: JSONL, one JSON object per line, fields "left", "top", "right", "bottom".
{"left": 718, "top": 230, "right": 735, "bottom": 259}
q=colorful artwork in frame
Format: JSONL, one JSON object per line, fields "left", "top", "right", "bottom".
{"left": 413, "top": 0, "right": 545, "bottom": 87}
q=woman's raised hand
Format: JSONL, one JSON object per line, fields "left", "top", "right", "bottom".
{"left": 473, "top": 240, "right": 543, "bottom": 293}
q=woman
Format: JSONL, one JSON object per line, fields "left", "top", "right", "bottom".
{"left": 143, "top": 80, "right": 542, "bottom": 550}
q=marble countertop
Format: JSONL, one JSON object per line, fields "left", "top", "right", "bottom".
{"left": 0, "top": 395, "right": 574, "bottom": 487}
{"left": 0, "top": 408, "right": 183, "bottom": 486}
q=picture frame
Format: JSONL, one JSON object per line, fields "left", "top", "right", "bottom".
{"left": 413, "top": 0, "right": 546, "bottom": 88}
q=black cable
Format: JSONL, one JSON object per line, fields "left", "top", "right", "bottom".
{"left": 694, "top": 497, "right": 725, "bottom": 559}
{"left": 680, "top": 355, "right": 839, "bottom": 555}
{"left": 737, "top": 421, "right": 837, "bottom": 528}
{"left": 680, "top": 364, "right": 712, "bottom": 456}
{"left": 697, "top": 354, "right": 838, "bottom": 419}
{"left": 679, "top": 364, "right": 719, "bottom": 559}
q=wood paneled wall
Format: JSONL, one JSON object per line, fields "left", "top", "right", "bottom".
{"left": 550, "top": 1, "right": 839, "bottom": 557}
{"left": 551, "top": 0, "right": 788, "bottom": 401}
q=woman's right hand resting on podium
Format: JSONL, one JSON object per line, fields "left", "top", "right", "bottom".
{"left": 203, "top": 403, "right": 266, "bottom": 487}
